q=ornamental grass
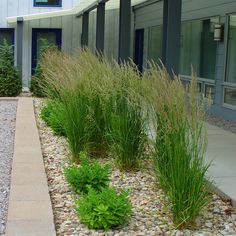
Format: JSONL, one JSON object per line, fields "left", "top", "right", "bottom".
{"left": 39, "top": 49, "right": 212, "bottom": 227}
{"left": 144, "top": 64, "right": 211, "bottom": 227}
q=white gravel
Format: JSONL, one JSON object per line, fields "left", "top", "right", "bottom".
{"left": 0, "top": 101, "right": 17, "bottom": 236}
{"left": 34, "top": 99, "right": 236, "bottom": 236}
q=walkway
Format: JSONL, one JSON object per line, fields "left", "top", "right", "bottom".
{"left": 5, "top": 97, "right": 56, "bottom": 236}
{"left": 206, "top": 123, "right": 236, "bottom": 207}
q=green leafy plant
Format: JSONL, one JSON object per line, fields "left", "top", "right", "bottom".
{"left": 76, "top": 187, "right": 132, "bottom": 230}
{"left": 64, "top": 152, "right": 112, "bottom": 194}
{"left": 40, "top": 101, "right": 65, "bottom": 136}
{"left": 0, "top": 39, "right": 21, "bottom": 97}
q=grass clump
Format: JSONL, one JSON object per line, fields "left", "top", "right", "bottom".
{"left": 40, "top": 49, "right": 147, "bottom": 168}
{"left": 64, "top": 152, "right": 111, "bottom": 194}
{"left": 40, "top": 100, "right": 65, "bottom": 136}
{"left": 105, "top": 64, "right": 148, "bottom": 170}
{"left": 76, "top": 187, "right": 132, "bottom": 230}
{"left": 146, "top": 66, "right": 211, "bottom": 227}
{"left": 40, "top": 50, "right": 112, "bottom": 161}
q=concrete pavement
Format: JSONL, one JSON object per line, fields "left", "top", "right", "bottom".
{"left": 5, "top": 97, "right": 56, "bottom": 236}
{"left": 206, "top": 123, "right": 236, "bottom": 207}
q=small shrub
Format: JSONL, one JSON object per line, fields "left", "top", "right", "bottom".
{"left": 76, "top": 187, "right": 132, "bottom": 230}
{"left": 40, "top": 101, "right": 65, "bottom": 136}
{"left": 0, "top": 39, "right": 21, "bottom": 97}
{"left": 64, "top": 152, "right": 111, "bottom": 194}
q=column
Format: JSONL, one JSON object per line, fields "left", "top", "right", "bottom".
{"left": 16, "top": 17, "right": 23, "bottom": 79}
{"left": 162, "top": 0, "right": 182, "bottom": 75}
{"left": 118, "top": 0, "right": 131, "bottom": 62}
{"left": 81, "top": 12, "right": 89, "bottom": 47}
{"left": 96, "top": 2, "right": 105, "bottom": 53}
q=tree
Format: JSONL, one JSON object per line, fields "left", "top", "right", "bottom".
{"left": 0, "top": 39, "right": 22, "bottom": 97}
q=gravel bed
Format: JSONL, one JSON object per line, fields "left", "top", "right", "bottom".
{"left": 0, "top": 101, "right": 17, "bottom": 236}
{"left": 206, "top": 114, "right": 236, "bottom": 135}
{"left": 34, "top": 99, "right": 236, "bottom": 236}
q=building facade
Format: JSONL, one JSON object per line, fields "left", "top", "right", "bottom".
{"left": 132, "top": 0, "right": 236, "bottom": 121}
{"left": 0, "top": 0, "right": 236, "bottom": 121}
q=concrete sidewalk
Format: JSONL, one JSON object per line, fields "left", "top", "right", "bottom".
{"left": 6, "top": 97, "right": 56, "bottom": 236}
{"left": 206, "top": 123, "right": 236, "bottom": 207}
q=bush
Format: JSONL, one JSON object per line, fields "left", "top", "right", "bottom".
{"left": 40, "top": 101, "right": 65, "bottom": 136}
{"left": 0, "top": 39, "right": 21, "bottom": 97}
{"left": 146, "top": 66, "right": 211, "bottom": 227}
{"left": 76, "top": 187, "right": 132, "bottom": 230}
{"left": 64, "top": 152, "right": 111, "bottom": 194}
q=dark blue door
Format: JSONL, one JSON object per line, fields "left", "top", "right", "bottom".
{"left": 134, "top": 29, "right": 144, "bottom": 73}
{"left": 32, "top": 28, "right": 62, "bottom": 73}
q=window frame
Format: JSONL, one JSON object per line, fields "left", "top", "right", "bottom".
{"left": 33, "top": 0, "right": 62, "bottom": 7}
{"left": 222, "top": 13, "right": 236, "bottom": 109}
{"left": 179, "top": 16, "right": 219, "bottom": 81}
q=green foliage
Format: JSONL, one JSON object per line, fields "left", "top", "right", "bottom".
{"left": 64, "top": 152, "right": 111, "bottom": 194}
{"left": 76, "top": 187, "right": 132, "bottom": 230}
{"left": 30, "top": 39, "right": 57, "bottom": 97}
{"left": 0, "top": 39, "right": 21, "bottom": 97}
{"left": 40, "top": 101, "right": 65, "bottom": 136}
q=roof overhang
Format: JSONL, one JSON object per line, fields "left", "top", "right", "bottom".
{"left": 6, "top": 0, "right": 150, "bottom": 23}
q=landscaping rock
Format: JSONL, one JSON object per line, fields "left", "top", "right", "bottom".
{"left": 34, "top": 98, "right": 236, "bottom": 236}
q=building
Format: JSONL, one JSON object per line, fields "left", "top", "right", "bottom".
{"left": 0, "top": 0, "right": 236, "bottom": 121}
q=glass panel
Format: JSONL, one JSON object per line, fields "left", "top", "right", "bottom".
{"left": 0, "top": 30, "right": 13, "bottom": 46}
{"left": 35, "top": 0, "right": 60, "bottom": 6}
{"left": 205, "top": 84, "right": 215, "bottom": 99}
{"left": 147, "top": 26, "right": 162, "bottom": 65}
{"left": 179, "top": 18, "right": 217, "bottom": 79}
{"left": 36, "top": 32, "right": 56, "bottom": 60}
{"left": 224, "top": 88, "right": 236, "bottom": 106}
{"left": 226, "top": 15, "right": 236, "bottom": 84}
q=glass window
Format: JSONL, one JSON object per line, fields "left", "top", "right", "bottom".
{"left": 226, "top": 15, "right": 236, "bottom": 84}
{"left": 0, "top": 29, "right": 14, "bottom": 46}
{"left": 224, "top": 88, "right": 236, "bottom": 106}
{"left": 179, "top": 17, "right": 218, "bottom": 79}
{"left": 147, "top": 26, "right": 162, "bottom": 65}
{"left": 36, "top": 32, "right": 57, "bottom": 59}
{"left": 34, "top": 0, "right": 61, "bottom": 7}
{"left": 205, "top": 84, "right": 215, "bottom": 99}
